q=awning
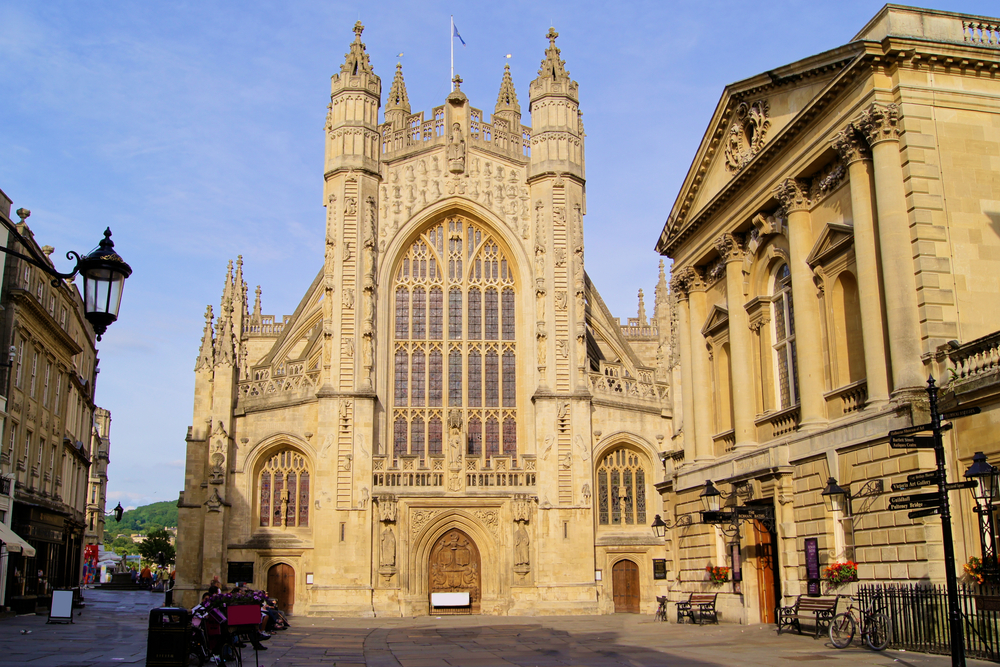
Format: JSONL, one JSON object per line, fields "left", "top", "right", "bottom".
{"left": 0, "top": 522, "right": 36, "bottom": 557}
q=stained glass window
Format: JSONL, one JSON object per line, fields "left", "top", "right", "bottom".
{"left": 596, "top": 448, "right": 648, "bottom": 527}
{"left": 260, "top": 471, "right": 271, "bottom": 527}
{"left": 502, "top": 289, "right": 515, "bottom": 340}
{"left": 392, "top": 219, "right": 516, "bottom": 467}
{"left": 429, "top": 288, "right": 443, "bottom": 340}
{"left": 298, "top": 472, "right": 309, "bottom": 527}
{"left": 429, "top": 349, "right": 443, "bottom": 407}
{"left": 429, "top": 416, "right": 443, "bottom": 455}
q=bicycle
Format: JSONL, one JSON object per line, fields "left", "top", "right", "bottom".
{"left": 828, "top": 594, "right": 891, "bottom": 651}
{"left": 654, "top": 596, "right": 668, "bottom": 622}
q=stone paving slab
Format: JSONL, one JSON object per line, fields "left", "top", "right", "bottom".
{"left": 0, "top": 589, "right": 998, "bottom": 666}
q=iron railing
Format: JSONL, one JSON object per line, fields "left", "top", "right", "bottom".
{"left": 858, "top": 583, "right": 1000, "bottom": 661}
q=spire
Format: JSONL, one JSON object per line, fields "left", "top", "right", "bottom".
{"left": 386, "top": 63, "right": 410, "bottom": 113}
{"left": 216, "top": 306, "right": 235, "bottom": 367}
{"left": 252, "top": 285, "right": 262, "bottom": 322}
{"left": 384, "top": 63, "right": 411, "bottom": 127}
{"left": 654, "top": 259, "right": 667, "bottom": 323}
{"left": 341, "top": 21, "right": 373, "bottom": 76}
{"left": 495, "top": 64, "right": 520, "bottom": 115}
{"left": 195, "top": 305, "right": 215, "bottom": 371}
{"left": 537, "top": 27, "right": 570, "bottom": 83}
{"left": 221, "top": 259, "right": 234, "bottom": 314}
{"left": 637, "top": 289, "right": 647, "bottom": 326}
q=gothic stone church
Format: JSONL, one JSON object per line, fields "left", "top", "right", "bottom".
{"left": 175, "top": 24, "right": 673, "bottom": 617}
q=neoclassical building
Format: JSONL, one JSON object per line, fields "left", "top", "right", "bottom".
{"left": 175, "top": 25, "right": 673, "bottom": 616}
{"left": 656, "top": 5, "right": 1000, "bottom": 624}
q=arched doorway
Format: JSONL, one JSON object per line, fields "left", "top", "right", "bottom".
{"left": 612, "top": 559, "right": 640, "bottom": 613}
{"left": 267, "top": 563, "right": 295, "bottom": 615}
{"left": 428, "top": 528, "right": 481, "bottom": 615}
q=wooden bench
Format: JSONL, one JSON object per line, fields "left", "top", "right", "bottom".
{"left": 676, "top": 593, "right": 718, "bottom": 624}
{"left": 776, "top": 595, "right": 839, "bottom": 638}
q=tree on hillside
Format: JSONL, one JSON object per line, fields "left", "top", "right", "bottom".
{"left": 138, "top": 528, "right": 175, "bottom": 564}
{"left": 107, "top": 534, "right": 138, "bottom": 557}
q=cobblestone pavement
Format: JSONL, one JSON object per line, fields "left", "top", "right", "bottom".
{"left": 0, "top": 589, "right": 995, "bottom": 667}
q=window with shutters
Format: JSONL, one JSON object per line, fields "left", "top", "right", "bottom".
{"left": 257, "top": 450, "right": 310, "bottom": 529}
{"left": 392, "top": 218, "right": 517, "bottom": 466}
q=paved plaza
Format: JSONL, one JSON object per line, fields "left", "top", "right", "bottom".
{"left": 0, "top": 590, "right": 995, "bottom": 667}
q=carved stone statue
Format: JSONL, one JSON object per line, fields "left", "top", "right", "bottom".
{"left": 514, "top": 523, "right": 530, "bottom": 567}
{"left": 447, "top": 122, "right": 466, "bottom": 173}
{"left": 380, "top": 526, "right": 396, "bottom": 567}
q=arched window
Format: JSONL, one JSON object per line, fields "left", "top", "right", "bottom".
{"left": 258, "top": 450, "right": 310, "bottom": 528}
{"left": 772, "top": 264, "right": 798, "bottom": 409}
{"left": 597, "top": 447, "right": 647, "bottom": 526}
{"left": 392, "top": 219, "right": 517, "bottom": 465}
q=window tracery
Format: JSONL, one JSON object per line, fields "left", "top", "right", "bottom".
{"left": 596, "top": 447, "right": 647, "bottom": 526}
{"left": 392, "top": 219, "right": 517, "bottom": 465}
{"left": 258, "top": 450, "right": 310, "bottom": 528}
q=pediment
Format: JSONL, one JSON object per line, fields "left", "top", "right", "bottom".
{"left": 701, "top": 304, "right": 729, "bottom": 338}
{"left": 806, "top": 223, "right": 854, "bottom": 268}
{"left": 657, "top": 44, "right": 860, "bottom": 256}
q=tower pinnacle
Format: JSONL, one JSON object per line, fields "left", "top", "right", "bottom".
{"left": 386, "top": 63, "right": 410, "bottom": 112}
{"left": 538, "top": 27, "right": 570, "bottom": 82}
{"left": 341, "top": 20, "right": 374, "bottom": 76}
{"left": 495, "top": 63, "right": 520, "bottom": 115}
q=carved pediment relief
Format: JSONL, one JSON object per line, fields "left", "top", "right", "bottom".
{"left": 724, "top": 100, "right": 770, "bottom": 173}
{"left": 806, "top": 223, "right": 854, "bottom": 268}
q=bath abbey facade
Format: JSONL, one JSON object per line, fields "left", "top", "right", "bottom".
{"left": 174, "top": 24, "right": 674, "bottom": 616}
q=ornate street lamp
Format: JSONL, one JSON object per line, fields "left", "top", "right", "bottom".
{"left": 651, "top": 514, "right": 667, "bottom": 538}
{"left": 821, "top": 477, "right": 850, "bottom": 514}
{"left": 701, "top": 480, "right": 722, "bottom": 513}
{"left": 650, "top": 513, "right": 692, "bottom": 538}
{"left": 965, "top": 451, "right": 999, "bottom": 567}
{"left": 3, "top": 210, "right": 132, "bottom": 340}
{"left": 108, "top": 502, "right": 124, "bottom": 523}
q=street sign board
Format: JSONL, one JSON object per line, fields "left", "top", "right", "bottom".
{"left": 889, "top": 492, "right": 940, "bottom": 506}
{"left": 891, "top": 482, "right": 912, "bottom": 492}
{"left": 891, "top": 500, "right": 942, "bottom": 511}
{"left": 890, "top": 435, "right": 936, "bottom": 449}
{"left": 909, "top": 507, "right": 941, "bottom": 519}
{"left": 945, "top": 480, "right": 979, "bottom": 491}
{"left": 888, "top": 422, "right": 952, "bottom": 438}
{"left": 908, "top": 471, "right": 939, "bottom": 486}
{"left": 942, "top": 406, "right": 981, "bottom": 421}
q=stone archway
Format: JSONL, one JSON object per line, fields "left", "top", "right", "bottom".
{"left": 428, "top": 528, "right": 481, "bottom": 615}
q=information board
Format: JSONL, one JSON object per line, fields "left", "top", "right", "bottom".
{"left": 653, "top": 559, "right": 667, "bottom": 580}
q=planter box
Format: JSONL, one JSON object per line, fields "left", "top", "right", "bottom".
{"left": 226, "top": 604, "right": 261, "bottom": 626}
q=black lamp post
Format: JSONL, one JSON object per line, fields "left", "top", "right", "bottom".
{"left": 651, "top": 514, "right": 667, "bottom": 538}
{"left": 821, "top": 477, "right": 850, "bottom": 515}
{"left": 3, "top": 210, "right": 132, "bottom": 340}
{"left": 108, "top": 502, "right": 124, "bottom": 523}
{"left": 965, "top": 451, "right": 999, "bottom": 571}
{"left": 701, "top": 480, "right": 722, "bottom": 513}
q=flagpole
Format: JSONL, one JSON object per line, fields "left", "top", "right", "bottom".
{"left": 450, "top": 15, "right": 454, "bottom": 90}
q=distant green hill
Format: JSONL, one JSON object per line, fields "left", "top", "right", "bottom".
{"left": 104, "top": 500, "right": 178, "bottom": 538}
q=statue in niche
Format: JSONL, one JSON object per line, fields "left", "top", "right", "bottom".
{"left": 344, "top": 241, "right": 353, "bottom": 262}
{"left": 536, "top": 322, "right": 547, "bottom": 366}
{"left": 535, "top": 248, "right": 545, "bottom": 280}
{"left": 521, "top": 222, "right": 530, "bottom": 240}
{"left": 559, "top": 449, "right": 573, "bottom": 470}
{"left": 496, "top": 165, "right": 505, "bottom": 181}
{"left": 577, "top": 334, "right": 587, "bottom": 369}
{"left": 555, "top": 291, "right": 567, "bottom": 311}
{"left": 514, "top": 522, "right": 530, "bottom": 567}
{"left": 380, "top": 526, "right": 396, "bottom": 567}
{"left": 343, "top": 288, "right": 355, "bottom": 309}
{"left": 556, "top": 339, "right": 568, "bottom": 359}
{"left": 405, "top": 164, "right": 415, "bottom": 182}
{"left": 448, "top": 410, "right": 463, "bottom": 466}
{"left": 535, "top": 287, "right": 546, "bottom": 319}
{"left": 483, "top": 188, "right": 492, "bottom": 206}
{"left": 540, "top": 436, "right": 554, "bottom": 460}
{"left": 554, "top": 247, "right": 567, "bottom": 267}
{"left": 582, "top": 483, "right": 592, "bottom": 506}
{"left": 417, "top": 159, "right": 427, "bottom": 177}
{"left": 431, "top": 180, "right": 442, "bottom": 200}
{"left": 362, "top": 333, "right": 374, "bottom": 370}
{"left": 553, "top": 207, "right": 565, "bottom": 226}
{"left": 470, "top": 180, "right": 480, "bottom": 198}
{"left": 358, "top": 487, "right": 369, "bottom": 510}
{"left": 432, "top": 155, "right": 441, "bottom": 176}
{"left": 484, "top": 162, "right": 492, "bottom": 179}
{"left": 345, "top": 197, "right": 357, "bottom": 216}
{"left": 447, "top": 122, "right": 466, "bottom": 173}
{"left": 342, "top": 337, "right": 354, "bottom": 358}
{"left": 319, "top": 433, "right": 335, "bottom": 459}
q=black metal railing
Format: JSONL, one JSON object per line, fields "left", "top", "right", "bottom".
{"left": 858, "top": 583, "right": 1000, "bottom": 661}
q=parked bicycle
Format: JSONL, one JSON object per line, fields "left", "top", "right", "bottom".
{"left": 829, "top": 594, "right": 891, "bottom": 651}
{"left": 654, "top": 596, "right": 668, "bottom": 622}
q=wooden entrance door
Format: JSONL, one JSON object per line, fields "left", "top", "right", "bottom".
{"left": 752, "top": 519, "right": 778, "bottom": 623}
{"left": 612, "top": 559, "right": 640, "bottom": 613}
{"left": 428, "top": 529, "right": 481, "bottom": 614}
{"left": 266, "top": 563, "right": 295, "bottom": 615}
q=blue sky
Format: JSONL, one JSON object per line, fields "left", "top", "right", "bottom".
{"left": 0, "top": 1, "right": 995, "bottom": 509}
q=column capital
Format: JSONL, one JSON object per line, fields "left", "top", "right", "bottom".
{"left": 831, "top": 124, "right": 872, "bottom": 165}
{"left": 669, "top": 266, "right": 705, "bottom": 300}
{"left": 856, "top": 102, "right": 901, "bottom": 146}
{"left": 714, "top": 232, "right": 746, "bottom": 264}
{"left": 773, "top": 178, "right": 812, "bottom": 213}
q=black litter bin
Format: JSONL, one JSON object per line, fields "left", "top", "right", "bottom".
{"left": 145, "top": 607, "right": 190, "bottom": 667}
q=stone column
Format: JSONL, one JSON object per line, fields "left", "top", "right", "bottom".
{"left": 686, "top": 269, "right": 715, "bottom": 460}
{"left": 774, "top": 178, "right": 827, "bottom": 429}
{"left": 716, "top": 233, "right": 757, "bottom": 448}
{"left": 856, "top": 103, "right": 924, "bottom": 393}
{"left": 670, "top": 269, "right": 696, "bottom": 464}
{"left": 832, "top": 126, "right": 891, "bottom": 405}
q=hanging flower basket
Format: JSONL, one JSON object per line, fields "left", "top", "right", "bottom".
{"left": 823, "top": 561, "right": 858, "bottom": 587}
{"left": 706, "top": 565, "right": 730, "bottom": 585}
{"left": 964, "top": 556, "right": 1000, "bottom": 585}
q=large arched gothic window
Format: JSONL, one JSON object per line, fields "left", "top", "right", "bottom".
{"left": 773, "top": 264, "right": 799, "bottom": 409}
{"left": 258, "top": 450, "right": 310, "bottom": 528}
{"left": 597, "top": 447, "right": 647, "bottom": 526}
{"left": 392, "top": 218, "right": 517, "bottom": 465}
